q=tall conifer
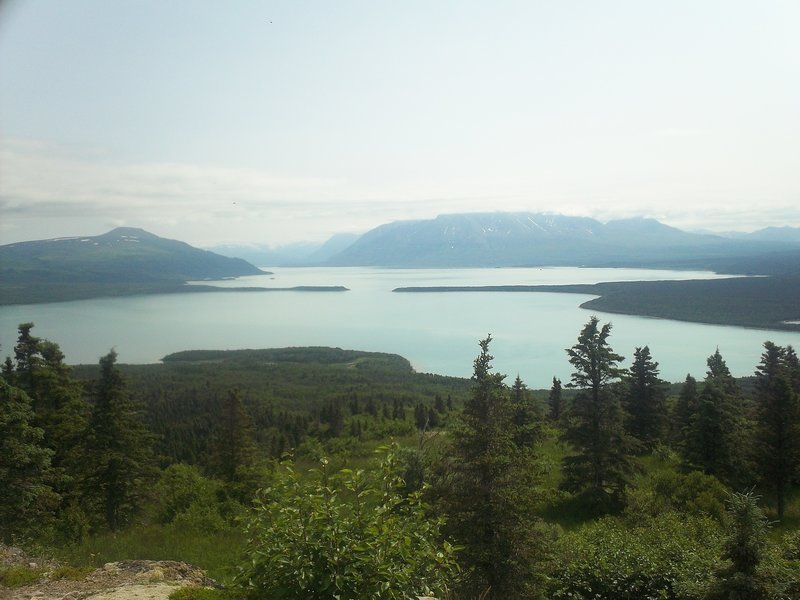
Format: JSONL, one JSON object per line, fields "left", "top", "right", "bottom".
{"left": 85, "top": 350, "right": 155, "bottom": 529}
{"left": 561, "top": 317, "right": 637, "bottom": 510}
{"left": 624, "top": 346, "right": 668, "bottom": 450}
{"left": 211, "top": 390, "right": 256, "bottom": 482}
{"left": 442, "top": 335, "right": 548, "bottom": 598}
{"left": 548, "top": 376, "right": 563, "bottom": 421}
{"left": 754, "top": 342, "right": 800, "bottom": 519}
{"left": 673, "top": 374, "right": 698, "bottom": 449}
{"left": 686, "top": 349, "right": 750, "bottom": 487}
{"left": 0, "top": 379, "right": 58, "bottom": 540}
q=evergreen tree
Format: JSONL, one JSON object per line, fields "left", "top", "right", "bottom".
{"left": 427, "top": 405, "right": 440, "bottom": 428}
{"left": 12, "top": 322, "right": 41, "bottom": 393}
{"left": 548, "top": 376, "right": 563, "bottom": 421}
{"left": 30, "top": 340, "right": 89, "bottom": 476}
{"left": 441, "top": 335, "right": 549, "bottom": 598}
{"left": 786, "top": 346, "right": 800, "bottom": 390}
{"left": 365, "top": 397, "right": 378, "bottom": 417}
{"left": 686, "top": 349, "right": 751, "bottom": 487}
{"left": 414, "top": 402, "right": 428, "bottom": 430}
{"left": 392, "top": 398, "right": 405, "bottom": 420}
{"left": 510, "top": 374, "right": 542, "bottom": 447}
{"left": 6, "top": 324, "right": 90, "bottom": 524}
{"left": 209, "top": 388, "right": 258, "bottom": 481}
{"left": 624, "top": 346, "right": 668, "bottom": 451}
{"left": 673, "top": 373, "right": 698, "bottom": 449}
{"left": 85, "top": 350, "right": 155, "bottom": 529}
{"left": 0, "top": 379, "right": 59, "bottom": 540}
{"left": 708, "top": 492, "right": 771, "bottom": 599}
{"left": 754, "top": 342, "right": 800, "bottom": 520}
{"left": 561, "top": 317, "right": 637, "bottom": 510}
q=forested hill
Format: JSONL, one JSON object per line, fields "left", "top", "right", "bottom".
{"left": 0, "top": 227, "right": 264, "bottom": 283}
{"left": 325, "top": 212, "right": 796, "bottom": 268}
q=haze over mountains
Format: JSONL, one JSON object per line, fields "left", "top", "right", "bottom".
{"left": 3, "top": 214, "right": 800, "bottom": 281}
{"left": 0, "top": 227, "right": 263, "bottom": 284}
{"left": 211, "top": 213, "right": 800, "bottom": 270}
{"left": 2, "top": 214, "right": 799, "bottom": 319}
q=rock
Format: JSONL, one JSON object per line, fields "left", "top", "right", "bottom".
{"left": 2, "top": 557, "right": 220, "bottom": 600}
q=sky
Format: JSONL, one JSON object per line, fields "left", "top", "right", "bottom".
{"left": 1, "top": 0, "right": 799, "bottom": 248}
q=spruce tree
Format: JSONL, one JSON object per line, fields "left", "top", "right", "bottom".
{"left": 209, "top": 388, "right": 258, "bottom": 482}
{"left": 85, "top": 350, "right": 155, "bottom": 529}
{"left": 548, "top": 376, "right": 563, "bottom": 421}
{"left": 510, "top": 374, "right": 542, "bottom": 447}
{"left": 754, "top": 342, "right": 800, "bottom": 520}
{"left": 624, "top": 346, "right": 668, "bottom": 451}
{"left": 30, "top": 340, "right": 89, "bottom": 476}
{"left": 12, "top": 322, "right": 41, "bottom": 393}
{"left": 709, "top": 492, "right": 771, "bottom": 599}
{"left": 673, "top": 374, "right": 698, "bottom": 449}
{"left": 561, "top": 317, "right": 637, "bottom": 510}
{"left": 0, "top": 379, "right": 59, "bottom": 540}
{"left": 686, "top": 349, "right": 751, "bottom": 487}
{"left": 7, "top": 324, "right": 90, "bottom": 520}
{"left": 442, "top": 335, "right": 548, "bottom": 599}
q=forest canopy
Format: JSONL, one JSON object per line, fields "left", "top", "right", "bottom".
{"left": 2, "top": 319, "right": 800, "bottom": 599}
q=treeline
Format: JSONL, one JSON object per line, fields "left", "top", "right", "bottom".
{"left": 69, "top": 347, "right": 467, "bottom": 468}
{"left": 0, "top": 325, "right": 467, "bottom": 539}
{"left": 3, "top": 319, "right": 800, "bottom": 598}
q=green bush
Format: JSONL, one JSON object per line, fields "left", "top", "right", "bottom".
{"left": 168, "top": 587, "right": 232, "bottom": 600}
{"left": 549, "top": 512, "right": 722, "bottom": 599}
{"left": 152, "top": 464, "right": 222, "bottom": 524}
{"left": 626, "top": 470, "right": 728, "bottom": 524}
{"left": 241, "top": 446, "right": 460, "bottom": 599}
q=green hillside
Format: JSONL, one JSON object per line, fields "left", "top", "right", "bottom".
{"left": 0, "top": 227, "right": 263, "bottom": 283}
{"left": 0, "top": 228, "right": 270, "bottom": 305}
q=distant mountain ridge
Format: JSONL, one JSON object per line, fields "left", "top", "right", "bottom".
{"left": 324, "top": 212, "right": 795, "bottom": 269}
{"left": 723, "top": 226, "right": 800, "bottom": 244}
{"left": 208, "top": 232, "right": 361, "bottom": 267}
{"left": 0, "top": 227, "right": 263, "bottom": 284}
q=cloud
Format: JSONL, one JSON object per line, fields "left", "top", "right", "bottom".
{"left": 0, "top": 140, "right": 340, "bottom": 211}
{"left": 655, "top": 128, "right": 708, "bottom": 137}
{"left": 2, "top": 137, "right": 799, "bottom": 246}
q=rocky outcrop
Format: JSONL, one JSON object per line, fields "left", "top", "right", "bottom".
{"left": 1, "top": 546, "right": 217, "bottom": 600}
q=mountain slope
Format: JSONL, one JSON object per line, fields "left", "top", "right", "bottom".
{"left": 0, "top": 227, "right": 264, "bottom": 284}
{"left": 208, "top": 233, "right": 360, "bottom": 267}
{"left": 741, "top": 226, "right": 800, "bottom": 244}
{"left": 326, "top": 213, "right": 786, "bottom": 268}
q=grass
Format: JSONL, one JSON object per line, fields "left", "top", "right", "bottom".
{"left": 0, "top": 565, "right": 47, "bottom": 588}
{"left": 50, "top": 565, "right": 95, "bottom": 580}
{"left": 169, "top": 588, "right": 234, "bottom": 600}
{"left": 54, "top": 525, "right": 246, "bottom": 584}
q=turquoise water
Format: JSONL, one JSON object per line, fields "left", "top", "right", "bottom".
{"left": 2, "top": 267, "right": 798, "bottom": 388}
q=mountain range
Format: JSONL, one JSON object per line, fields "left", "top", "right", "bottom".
{"left": 3, "top": 214, "right": 800, "bottom": 283}
{"left": 321, "top": 213, "right": 799, "bottom": 270}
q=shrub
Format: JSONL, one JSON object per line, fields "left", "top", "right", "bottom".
{"left": 626, "top": 470, "right": 728, "bottom": 525}
{"left": 0, "top": 565, "right": 46, "bottom": 588}
{"left": 168, "top": 587, "right": 232, "bottom": 600}
{"left": 152, "top": 464, "right": 221, "bottom": 524}
{"left": 240, "top": 446, "right": 460, "bottom": 599}
{"left": 549, "top": 512, "right": 722, "bottom": 599}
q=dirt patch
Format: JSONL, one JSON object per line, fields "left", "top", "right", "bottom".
{"left": 1, "top": 548, "right": 218, "bottom": 600}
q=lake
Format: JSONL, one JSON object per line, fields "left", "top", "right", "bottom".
{"left": 2, "top": 266, "right": 799, "bottom": 388}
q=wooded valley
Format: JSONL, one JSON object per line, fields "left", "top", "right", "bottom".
{"left": 3, "top": 319, "right": 800, "bottom": 599}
